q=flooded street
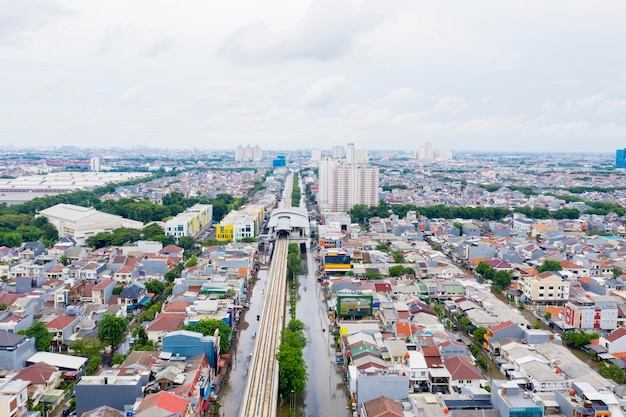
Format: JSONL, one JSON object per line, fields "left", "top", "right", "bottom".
{"left": 276, "top": 248, "right": 352, "bottom": 417}
{"left": 220, "top": 247, "right": 351, "bottom": 417}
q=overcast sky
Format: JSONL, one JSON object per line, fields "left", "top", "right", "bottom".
{"left": 2, "top": 0, "right": 626, "bottom": 153}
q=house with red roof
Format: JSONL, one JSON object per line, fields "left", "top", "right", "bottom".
{"left": 145, "top": 313, "right": 186, "bottom": 345}
{"left": 134, "top": 390, "right": 191, "bottom": 417}
{"left": 485, "top": 321, "right": 524, "bottom": 351}
{"left": 361, "top": 395, "right": 403, "bottom": 417}
{"left": 92, "top": 279, "right": 116, "bottom": 305}
{"left": 13, "top": 361, "right": 62, "bottom": 404}
{"left": 445, "top": 355, "right": 487, "bottom": 389}
{"left": 599, "top": 327, "right": 626, "bottom": 354}
{"left": 46, "top": 315, "right": 79, "bottom": 351}
{"left": 438, "top": 340, "right": 470, "bottom": 359}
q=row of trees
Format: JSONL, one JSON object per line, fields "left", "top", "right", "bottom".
{"left": 0, "top": 214, "right": 58, "bottom": 247}
{"left": 474, "top": 262, "right": 513, "bottom": 290}
{"left": 277, "top": 319, "right": 308, "bottom": 401}
{"left": 291, "top": 173, "right": 301, "bottom": 207}
{"left": 347, "top": 200, "right": 615, "bottom": 225}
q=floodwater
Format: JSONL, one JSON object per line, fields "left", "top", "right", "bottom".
{"left": 219, "top": 268, "right": 269, "bottom": 417}
{"left": 219, "top": 247, "right": 352, "bottom": 417}
{"left": 276, "top": 248, "right": 352, "bottom": 417}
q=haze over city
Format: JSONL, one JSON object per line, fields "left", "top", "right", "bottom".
{"left": 2, "top": 1, "right": 626, "bottom": 152}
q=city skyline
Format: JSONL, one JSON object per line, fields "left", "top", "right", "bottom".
{"left": 2, "top": 1, "right": 626, "bottom": 152}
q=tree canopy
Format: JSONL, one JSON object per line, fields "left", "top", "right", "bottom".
{"left": 18, "top": 321, "right": 52, "bottom": 351}
{"left": 537, "top": 260, "right": 563, "bottom": 273}
{"left": 180, "top": 318, "right": 232, "bottom": 352}
{"left": 277, "top": 319, "right": 308, "bottom": 398}
{"left": 97, "top": 314, "right": 129, "bottom": 347}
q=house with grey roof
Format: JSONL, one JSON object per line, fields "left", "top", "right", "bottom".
{"left": 0, "top": 330, "right": 36, "bottom": 368}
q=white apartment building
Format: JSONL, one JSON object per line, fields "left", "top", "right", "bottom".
{"left": 318, "top": 157, "right": 379, "bottom": 212}
{"left": 563, "top": 296, "right": 618, "bottom": 331}
{"left": 521, "top": 271, "right": 570, "bottom": 305}
{"left": 235, "top": 145, "right": 262, "bottom": 162}
{"left": 331, "top": 146, "right": 345, "bottom": 159}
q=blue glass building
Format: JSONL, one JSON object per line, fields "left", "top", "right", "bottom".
{"left": 616, "top": 149, "right": 626, "bottom": 168}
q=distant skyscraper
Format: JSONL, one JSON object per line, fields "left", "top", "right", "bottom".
{"left": 90, "top": 157, "right": 101, "bottom": 172}
{"left": 331, "top": 146, "right": 345, "bottom": 160}
{"left": 235, "top": 145, "right": 262, "bottom": 162}
{"left": 433, "top": 150, "right": 453, "bottom": 161}
{"left": 318, "top": 156, "right": 379, "bottom": 212}
{"left": 417, "top": 142, "right": 434, "bottom": 161}
{"left": 310, "top": 148, "right": 322, "bottom": 161}
{"left": 346, "top": 143, "right": 355, "bottom": 164}
{"left": 617, "top": 149, "right": 626, "bottom": 168}
{"left": 355, "top": 149, "right": 368, "bottom": 164}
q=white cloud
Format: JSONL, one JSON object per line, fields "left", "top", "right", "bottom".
{"left": 217, "top": 0, "right": 388, "bottom": 62}
{"left": 140, "top": 36, "right": 176, "bottom": 57}
{"left": 297, "top": 76, "right": 352, "bottom": 108}
{"left": 118, "top": 85, "right": 144, "bottom": 104}
{"left": 433, "top": 96, "right": 467, "bottom": 115}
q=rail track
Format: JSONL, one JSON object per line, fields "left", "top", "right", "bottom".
{"left": 238, "top": 174, "right": 293, "bottom": 417}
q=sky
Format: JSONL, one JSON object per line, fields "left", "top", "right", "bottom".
{"left": 2, "top": 1, "right": 626, "bottom": 153}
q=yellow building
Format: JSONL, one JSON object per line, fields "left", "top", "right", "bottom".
{"left": 521, "top": 271, "right": 570, "bottom": 305}
{"left": 217, "top": 205, "right": 262, "bottom": 242}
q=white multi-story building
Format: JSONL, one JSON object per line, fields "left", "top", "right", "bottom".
{"left": 310, "top": 148, "right": 322, "bottom": 161}
{"left": 331, "top": 146, "right": 345, "bottom": 159}
{"left": 355, "top": 148, "right": 368, "bottom": 164}
{"left": 90, "top": 157, "right": 101, "bottom": 172}
{"left": 235, "top": 145, "right": 262, "bottom": 162}
{"left": 346, "top": 143, "right": 355, "bottom": 164}
{"left": 564, "top": 296, "right": 618, "bottom": 331}
{"left": 318, "top": 157, "right": 379, "bottom": 212}
{"left": 164, "top": 204, "right": 213, "bottom": 241}
{"left": 417, "top": 142, "right": 434, "bottom": 161}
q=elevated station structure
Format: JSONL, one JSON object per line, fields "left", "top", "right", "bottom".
{"left": 266, "top": 206, "right": 311, "bottom": 250}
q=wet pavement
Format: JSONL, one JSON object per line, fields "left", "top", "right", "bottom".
{"left": 219, "top": 268, "right": 269, "bottom": 417}
{"left": 219, "top": 247, "right": 351, "bottom": 417}
{"left": 285, "top": 249, "right": 352, "bottom": 417}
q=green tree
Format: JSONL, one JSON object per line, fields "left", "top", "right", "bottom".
{"left": 69, "top": 338, "right": 103, "bottom": 356}
{"left": 277, "top": 345, "right": 307, "bottom": 398}
{"left": 598, "top": 362, "right": 626, "bottom": 384}
{"left": 112, "top": 353, "right": 127, "bottom": 366}
{"left": 493, "top": 270, "right": 512, "bottom": 290}
{"left": 97, "top": 314, "right": 128, "bottom": 347}
{"left": 543, "top": 312, "right": 552, "bottom": 320}
{"left": 473, "top": 327, "right": 488, "bottom": 344}
{"left": 475, "top": 261, "right": 495, "bottom": 281}
{"left": 389, "top": 265, "right": 406, "bottom": 277}
{"left": 142, "top": 223, "right": 166, "bottom": 241}
{"left": 132, "top": 327, "right": 148, "bottom": 347}
{"left": 376, "top": 243, "right": 390, "bottom": 253}
{"left": 84, "top": 355, "right": 102, "bottom": 376}
{"left": 138, "top": 303, "right": 162, "bottom": 322}
{"left": 392, "top": 252, "right": 405, "bottom": 263}
{"left": 364, "top": 269, "right": 382, "bottom": 280}
{"left": 563, "top": 330, "right": 599, "bottom": 349}
{"left": 277, "top": 319, "right": 308, "bottom": 398}
{"left": 186, "top": 255, "right": 198, "bottom": 268}
{"left": 144, "top": 280, "right": 166, "bottom": 295}
{"left": 537, "top": 260, "right": 563, "bottom": 273}
{"left": 18, "top": 321, "right": 53, "bottom": 351}
{"left": 348, "top": 204, "right": 371, "bottom": 224}
{"left": 181, "top": 319, "right": 232, "bottom": 352}
{"left": 0, "top": 304, "right": 6, "bottom": 311}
